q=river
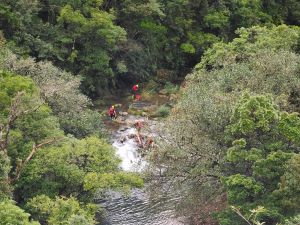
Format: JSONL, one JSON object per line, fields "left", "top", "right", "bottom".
{"left": 97, "top": 105, "right": 185, "bottom": 225}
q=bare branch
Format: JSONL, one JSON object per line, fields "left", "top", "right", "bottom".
{"left": 231, "top": 206, "right": 253, "bottom": 225}
{"left": 13, "top": 137, "right": 65, "bottom": 182}
{"left": 0, "top": 91, "right": 42, "bottom": 154}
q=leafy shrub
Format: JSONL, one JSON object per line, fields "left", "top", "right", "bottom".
{"left": 26, "top": 195, "right": 97, "bottom": 225}
{"left": 0, "top": 47, "right": 104, "bottom": 138}
{"left": 163, "top": 82, "right": 179, "bottom": 95}
{"left": 0, "top": 201, "right": 39, "bottom": 225}
{"left": 156, "top": 105, "right": 170, "bottom": 117}
{"left": 284, "top": 214, "right": 300, "bottom": 225}
{"left": 144, "top": 80, "right": 161, "bottom": 93}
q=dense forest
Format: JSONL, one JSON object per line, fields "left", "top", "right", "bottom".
{"left": 1, "top": 0, "right": 300, "bottom": 225}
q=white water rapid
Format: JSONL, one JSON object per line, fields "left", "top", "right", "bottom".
{"left": 97, "top": 113, "right": 184, "bottom": 225}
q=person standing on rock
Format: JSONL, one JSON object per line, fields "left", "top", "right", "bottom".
{"left": 134, "top": 120, "right": 143, "bottom": 146}
{"left": 132, "top": 84, "right": 139, "bottom": 100}
{"left": 108, "top": 105, "right": 116, "bottom": 120}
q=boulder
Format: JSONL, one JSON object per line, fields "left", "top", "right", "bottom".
{"left": 119, "top": 136, "right": 127, "bottom": 143}
{"left": 170, "top": 94, "right": 177, "bottom": 101}
{"left": 119, "top": 127, "right": 129, "bottom": 132}
{"left": 128, "top": 134, "right": 136, "bottom": 139}
{"left": 114, "top": 103, "right": 122, "bottom": 108}
{"left": 119, "top": 111, "right": 128, "bottom": 116}
{"left": 158, "top": 89, "right": 168, "bottom": 95}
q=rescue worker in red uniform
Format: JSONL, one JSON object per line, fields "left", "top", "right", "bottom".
{"left": 146, "top": 136, "right": 154, "bottom": 148}
{"left": 108, "top": 105, "right": 116, "bottom": 120}
{"left": 134, "top": 120, "right": 143, "bottom": 133}
{"left": 132, "top": 84, "right": 139, "bottom": 92}
{"left": 132, "top": 84, "right": 139, "bottom": 100}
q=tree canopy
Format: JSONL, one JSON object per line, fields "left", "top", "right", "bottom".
{"left": 147, "top": 25, "right": 300, "bottom": 224}
{"left": 1, "top": 1, "right": 300, "bottom": 225}
{"left": 1, "top": 0, "right": 300, "bottom": 96}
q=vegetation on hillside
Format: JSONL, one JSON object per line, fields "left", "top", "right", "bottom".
{"left": 0, "top": 45, "right": 142, "bottom": 224}
{"left": 1, "top": 1, "right": 300, "bottom": 225}
{"left": 1, "top": 0, "right": 300, "bottom": 96}
{"left": 147, "top": 25, "right": 300, "bottom": 225}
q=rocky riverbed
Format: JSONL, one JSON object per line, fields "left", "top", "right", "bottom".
{"left": 97, "top": 99, "right": 184, "bottom": 225}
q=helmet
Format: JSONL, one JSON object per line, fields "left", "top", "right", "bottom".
{"left": 136, "top": 84, "right": 139, "bottom": 87}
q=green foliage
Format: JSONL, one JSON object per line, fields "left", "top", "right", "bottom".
{"left": 26, "top": 195, "right": 97, "bottom": 225}
{"left": 204, "top": 10, "right": 230, "bottom": 30}
{"left": 278, "top": 112, "right": 300, "bottom": 143}
{"left": 1, "top": 0, "right": 300, "bottom": 96}
{"left": 0, "top": 0, "right": 127, "bottom": 96}
{"left": 17, "top": 136, "right": 142, "bottom": 201}
{"left": 278, "top": 154, "right": 300, "bottom": 215}
{"left": 0, "top": 200, "right": 39, "bottom": 225}
{"left": 0, "top": 70, "right": 142, "bottom": 224}
{"left": 0, "top": 152, "right": 11, "bottom": 201}
{"left": 148, "top": 26, "right": 300, "bottom": 223}
{"left": 224, "top": 174, "right": 263, "bottom": 204}
{"left": 284, "top": 214, "right": 300, "bottom": 225}
{"left": 0, "top": 70, "right": 64, "bottom": 199}
{"left": 17, "top": 136, "right": 119, "bottom": 200}
{"left": 228, "top": 93, "right": 279, "bottom": 135}
{"left": 180, "top": 43, "right": 196, "bottom": 54}
{"left": 155, "top": 105, "right": 171, "bottom": 117}
{"left": 221, "top": 93, "right": 300, "bottom": 224}
{"left": 2, "top": 1, "right": 300, "bottom": 224}
{"left": 0, "top": 47, "right": 104, "bottom": 138}
{"left": 198, "top": 25, "right": 300, "bottom": 70}
{"left": 162, "top": 82, "right": 179, "bottom": 95}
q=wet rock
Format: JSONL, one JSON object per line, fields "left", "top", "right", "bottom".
{"left": 128, "top": 134, "right": 135, "bottom": 139}
{"left": 119, "top": 136, "right": 127, "bottom": 143}
{"left": 158, "top": 89, "right": 168, "bottom": 95}
{"left": 119, "top": 111, "right": 128, "bottom": 116}
{"left": 170, "top": 94, "right": 177, "bottom": 101}
{"left": 119, "top": 127, "right": 129, "bottom": 132}
{"left": 114, "top": 118, "right": 125, "bottom": 124}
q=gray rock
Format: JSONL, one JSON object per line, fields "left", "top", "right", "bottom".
{"left": 128, "top": 134, "right": 136, "bottom": 139}
{"left": 119, "top": 127, "right": 128, "bottom": 132}
{"left": 119, "top": 111, "right": 128, "bottom": 116}
{"left": 170, "top": 94, "right": 177, "bottom": 101}
{"left": 119, "top": 136, "right": 127, "bottom": 143}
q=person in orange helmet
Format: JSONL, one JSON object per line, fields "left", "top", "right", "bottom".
{"left": 132, "top": 84, "right": 139, "bottom": 92}
{"left": 132, "top": 84, "right": 139, "bottom": 100}
{"left": 108, "top": 105, "right": 116, "bottom": 120}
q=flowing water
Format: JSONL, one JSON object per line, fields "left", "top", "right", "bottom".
{"left": 97, "top": 110, "right": 185, "bottom": 225}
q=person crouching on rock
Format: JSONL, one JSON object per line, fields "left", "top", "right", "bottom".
{"left": 108, "top": 105, "right": 116, "bottom": 120}
{"left": 146, "top": 136, "right": 154, "bottom": 148}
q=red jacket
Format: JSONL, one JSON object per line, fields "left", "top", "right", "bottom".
{"left": 132, "top": 85, "right": 138, "bottom": 92}
{"left": 108, "top": 107, "right": 116, "bottom": 116}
